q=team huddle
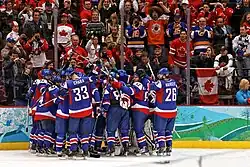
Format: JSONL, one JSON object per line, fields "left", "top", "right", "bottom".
{"left": 26, "top": 65, "right": 177, "bottom": 159}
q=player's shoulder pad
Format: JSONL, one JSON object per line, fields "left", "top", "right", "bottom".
{"left": 34, "top": 79, "right": 40, "bottom": 85}
{"left": 133, "top": 82, "right": 143, "bottom": 90}
{"left": 40, "top": 79, "right": 48, "bottom": 84}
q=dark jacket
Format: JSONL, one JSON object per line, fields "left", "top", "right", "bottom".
{"left": 213, "top": 25, "right": 235, "bottom": 54}
{"left": 23, "top": 20, "right": 48, "bottom": 40}
{"left": 0, "top": 10, "right": 18, "bottom": 38}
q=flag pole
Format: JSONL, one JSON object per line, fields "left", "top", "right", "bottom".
{"left": 186, "top": 7, "right": 191, "bottom": 105}
{"left": 120, "top": 3, "right": 125, "bottom": 70}
{"left": 53, "top": 0, "right": 59, "bottom": 69}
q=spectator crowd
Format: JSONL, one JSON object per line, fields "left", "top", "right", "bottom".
{"left": 0, "top": 0, "right": 250, "bottom": 106}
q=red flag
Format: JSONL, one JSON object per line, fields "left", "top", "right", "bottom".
{"left": 196, "top": 68, "right": 218, "bottom": 104}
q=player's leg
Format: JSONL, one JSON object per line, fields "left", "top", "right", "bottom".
{"left": 154, "top": 115, "right": 168, "bottom": 156}
{"left": 68, "top": 117, "right": 80, "bottom": 156}
{"left": 79, "top": 115, "right": 93, "bottom": 158}
{"left": 55, "top": 117, "right": 68, "bottom": 157}
{"left": 132, "top": 111, "right": 149, "bottom": 155}
{"left": 36, "top": 120, "right": 45, "bottom": 154}
{"left": 29, "top": 118, "right": 37, "bottom": 153}
{"left": 165, "top": 118, "right": 175, "bottom": 156}
{"left": 42, "top": 119, "right": 55, "bottom": 154}
{"left": 106, "top": 106, "right": 121, "bottom": 156}
{"left": 119, "top": 108, "right": 130, "bottom": 156}
{"left": 94, "top": 115, "right": 106, "bottom": 150}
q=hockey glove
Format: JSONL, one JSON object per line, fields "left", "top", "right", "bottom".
{"left": 111, "top": 81, "right": 122, "bottom": 89}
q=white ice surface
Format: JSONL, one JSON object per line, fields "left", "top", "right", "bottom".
{"left": 0, "top": 149, "right": 250, "bottom": 167}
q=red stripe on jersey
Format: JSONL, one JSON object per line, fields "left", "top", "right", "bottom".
{"left": 34, "top": 115, "right": 56, "bottom": 121}
{"left": 156, "top": 89, "right": 164, "bottom": 104}
{"left": 154, "top": 112, "right": 177, "bottom": 119}
{"left": 131, "top": 108, "right": 150, "bottom": 115}
{"left": 69, "top": 109, "right": 92, "bottom": 118}
{"left": 56, "top": 113, "right": 69, "bottom": 119}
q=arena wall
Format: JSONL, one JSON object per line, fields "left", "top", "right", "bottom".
{"left": 0, "top": 106, "right": 250, "bottom": 150}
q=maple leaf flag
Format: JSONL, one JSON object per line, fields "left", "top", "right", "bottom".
{"left": 196, "top": 68, "right": 218, "bottom": 104}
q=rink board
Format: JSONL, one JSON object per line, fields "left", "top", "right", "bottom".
{"left": 0, "top": 106, "right": 250, "bottom": 150}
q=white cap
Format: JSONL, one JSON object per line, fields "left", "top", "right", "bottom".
{"left": 181, "top": 0, "right": 189, "bottom": 5}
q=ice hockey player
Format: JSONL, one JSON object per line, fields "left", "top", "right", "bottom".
{"left": 26, "top": 76, "right": 44, "bottom": 153}
{"left": 103, "top": 70, "right": 131, "bottom": 156}
{"left": 54, "top": 70, "right": 70, "bottom": 158}
{"left": 149, "top": 68, "right": 177, "bottom": 156}
{"left": 62, "top": 69, "right": 100, "bottom": 159}
{"left": 111, "top": 69, "right": 151, "bottom": 156}
{"left": 34, "top": 69, "right": 59, "bottom": 155}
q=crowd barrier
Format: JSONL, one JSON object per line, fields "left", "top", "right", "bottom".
{"left": 0, "top": 106, "right": 250, "bottom": 150}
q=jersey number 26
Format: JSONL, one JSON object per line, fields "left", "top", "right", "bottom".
{"left": 165, "top": 88, "right": 177, "bottom": 102}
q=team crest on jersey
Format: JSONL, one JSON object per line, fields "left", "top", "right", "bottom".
{"left": 152, "top": 23, "right": 161, "bottom": 34}
{"left": 120, "top": 93, "right": 131, "bottom": 110}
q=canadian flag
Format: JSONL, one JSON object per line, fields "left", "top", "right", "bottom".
{"left": 196, "top": 68, "right": 218, "bottom": 104}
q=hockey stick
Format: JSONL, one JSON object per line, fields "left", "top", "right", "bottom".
{"left": 25, "top": 99, "right": 30, "bottom": 132}
{"left": 147, "top": 62, "right": 156, "bottom": 81}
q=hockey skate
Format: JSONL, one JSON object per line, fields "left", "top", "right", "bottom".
{"left": 106, "top": 146, "right": 115, "bottom": 157}
{"left": 89, "top": 146, "right": 101, "bottom": 158}
{"left": 57, "top": 151, "right": 67, "bottom": 160}
{"left": 36, "top": 147, "right": 45, "bottom": 157}
{"left": 78, "top": 150, "right": 88, "bottom": 160}
{"left": 135, "top": 146, "right": 150, "bottom": 157}
{"left": 67, "top": 150, "right": 78, "bottom": 160}
{"left": 165, "top": 146, "right": 172, "bottom": 156}
{"left": 157, "top": 147, "right": 165, "bottom": 156}
{"left": 43, "top": 147, "right": 56, "bottom": 157}
{"left": 120, "top": 143, "right": 129, "bottom": 156}
{"left": 29, "top": 143, "right": 37, "bottom": 154}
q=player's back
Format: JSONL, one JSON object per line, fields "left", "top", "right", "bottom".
{"left": 66, "top": 77, "right": 93, "bottom": 118}
{"left": 155, "top": 79, "right": 177, "bottom": 118}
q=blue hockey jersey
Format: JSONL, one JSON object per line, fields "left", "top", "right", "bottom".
{"left": 34, "top": 83, "right": 59, "bottom": 121}
{"left": 103, "top": 84, "right": 132, "bottom": 111}
{"left": 149, "top": 79, "right": 177, "bottom": 118}
{"left": 55, "top": 82, "right": 69, "bottom": 119}
{"left": 64, "top": 76, "right": 100, "bottom": 118}
{"left": 120, "top": 81, "right": 149, "bottom": 115}
{"left": 125, "top": 25, "right": 146, "bottom": 49}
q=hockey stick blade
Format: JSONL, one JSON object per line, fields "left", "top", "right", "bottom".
{"left": 89, "top": 152, "right": 101, "bottom": 158}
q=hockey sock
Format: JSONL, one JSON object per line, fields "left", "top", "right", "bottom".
{"left": 153, "top": 130, "right": 159, "bottom": 148}
{"left": 37, "top": 129, "right": 45, "bottom": 149}
{"left": 69, "top": 134, "right": 78, "bottom": 152}
{"left": 107, "top": 131, "right": 115, "bottom": 150}
{"left": 44, "top": 131, "right": 54, "bottom": 149}
{"left": 89, "top": 135, "right": 95, "bottom": 148}
{"left": 94, "top": 135, "right": 103, "bottom": 148}
{"left": 80, "top": 135, "right": 89, "bottom": 151}
{"left": 29, "top": 125, "right": 36, "bottom": 145}
{"left": 165, "top": 131, "right": 173, "bottom": 147}
{"left": 136, "top": 133, "right": 147, "bottom": 149}
{"left": 56, "top": 134, "right": 65, "bottom": 152}
{"left": 156, "top": 132, "right": 166, "bottom": 148}
{"left": 120, "top": 132, "right": 129, "bottom": 146}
